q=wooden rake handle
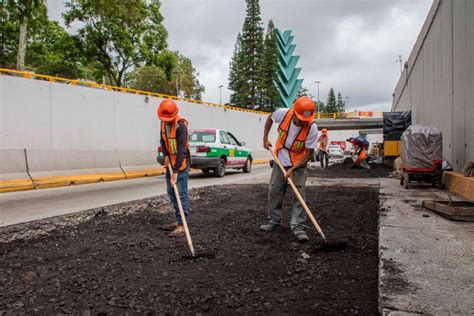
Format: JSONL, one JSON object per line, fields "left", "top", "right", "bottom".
{"left": 268, "top": 147, "right": 327, "bottom": 240}
{"left": 167, "top": 164, "right": 195, "bottom": 256}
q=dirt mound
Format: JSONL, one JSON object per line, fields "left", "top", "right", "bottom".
{"left": 309, "top": 157, "right": 391, "bottom": 178}
{"left": 0, "top": 185, "right": 379, "bottom": 314}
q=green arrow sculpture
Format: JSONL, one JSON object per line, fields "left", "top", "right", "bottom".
{"left": 274, "top": 29, "right": 303, "bottom": 108}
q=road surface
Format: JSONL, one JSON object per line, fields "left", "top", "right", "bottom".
{"left": 0, "top": 165, "right": 271, "bottom": 227}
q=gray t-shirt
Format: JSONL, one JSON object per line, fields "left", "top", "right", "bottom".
{"left": 272, "top": 108, "right": 318, "bottom": 167}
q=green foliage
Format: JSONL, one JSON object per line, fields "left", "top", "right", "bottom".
{"left": 228, "top": 0, "right": 265, "bottom": 109}
{"left": 261, "top": 20, "right": 280, "bottom": 111}
{"left": 326, "top": 87, "right": 338, "bottom": 113}
{"left": 297, "top": 86, "right": 314, "bottom": 99}
{"left": 64, "top": 0, "right": 168, "bottom": 87}
{"left": 336, "top": 92, "right": 346, "bottom": 112}
{"left": 129, "top": 51, "right": 205, "bottom": 100}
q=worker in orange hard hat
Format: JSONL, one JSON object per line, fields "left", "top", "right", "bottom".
{"left": 318, "top": 128, "right": 329, "bottom": 168}
{"left": 157, "top": 98, "right": 191, "bottom": 237}
{"left": 261, "top": 96, "right": 319, "bottom": 242}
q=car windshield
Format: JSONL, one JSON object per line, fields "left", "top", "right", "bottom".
{"left": 189, "top": 130, "right": 216, "bottom": 143}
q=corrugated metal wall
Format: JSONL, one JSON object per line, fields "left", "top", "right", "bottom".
{"left": 392, "top": 0, "right": 473, "bottom": 172}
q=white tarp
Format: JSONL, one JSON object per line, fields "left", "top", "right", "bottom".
{"left": 401, "top": 125, "right": 442, "bottom": 170}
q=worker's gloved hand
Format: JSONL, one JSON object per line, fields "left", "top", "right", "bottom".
{"left": 263, "top": 139, "right": 272, "bottom": 150}
{"left": 170, "top": 172, "right": 178, "bottom": 186}
{"left": 285, "top": 167, "right": 294, "bottom": 180}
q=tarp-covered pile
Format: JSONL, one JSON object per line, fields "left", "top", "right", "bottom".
{"left": 401, "top": 125, "right": 442, "bottom": 171}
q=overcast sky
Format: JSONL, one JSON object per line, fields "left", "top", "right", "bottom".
{"left": 48, "top": 0, "right": 433, "bottom": 111}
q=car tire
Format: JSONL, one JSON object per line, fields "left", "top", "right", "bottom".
{"left": 243, "top": 157, "right": 252, "bottom": 173}
{"left": 213, "top": 158, "right": 226, "bottom": 178}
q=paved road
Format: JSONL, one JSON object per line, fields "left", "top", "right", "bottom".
{"left": 0, "top": 165, "right": 271, "bottom": 227}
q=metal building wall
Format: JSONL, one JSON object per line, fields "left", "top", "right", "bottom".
{"left": 392, "top": 0, "right": 473, "bottom": 172}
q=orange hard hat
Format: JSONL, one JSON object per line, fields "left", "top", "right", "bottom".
{"left": 322, "top": 128, "right": 328, "bottom": 134}
{"left": 293, "top": 96, "right": 315, "bottom": 122}
{"left": 157, "top": 98, "right": 178, "bottom": 121}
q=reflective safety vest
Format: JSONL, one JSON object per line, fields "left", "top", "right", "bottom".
{"left": 275, "top": 109, "right": 314, "bottom": 166}
{"left": 318, "top": 134, "right": 328, "bottom": 150}
{"left": 161, "top": 115, "right": 190, "bottom": 172}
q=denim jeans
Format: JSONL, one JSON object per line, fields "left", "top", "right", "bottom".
{"left": 166, "top": 166, "right": 190, "bottom": 224}
{"left": 267, "top": 165, "right": 308, "bottom": 234}
{"left": 319, "top": 149, "right": 329, "bottom": 168}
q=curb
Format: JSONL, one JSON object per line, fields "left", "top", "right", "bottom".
{"left": 0, "top": 161, "right": 270, "bottom": 194}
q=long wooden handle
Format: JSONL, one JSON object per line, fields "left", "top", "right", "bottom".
{"left": 167, "top": 164, "right": 195, "bottom": 256}
{"left": 268, "top": 147, "right": 327, "bottom": 240}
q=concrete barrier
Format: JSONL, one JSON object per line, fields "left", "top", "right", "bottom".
{"left": 445, "top": 171, "right": 474, "bottom": 201}
{"left": 27, "top": 149, "right": 126, "bottom": 189}
{"left": 118, "top": 150, "right": 164, "bottom": 179}
{"left": 0, "top": 149, "right": 34, "bottom": 192}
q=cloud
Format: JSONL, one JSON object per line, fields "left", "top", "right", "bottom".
{"left": 49, "top": 0, "right": 433, "bottom": 111}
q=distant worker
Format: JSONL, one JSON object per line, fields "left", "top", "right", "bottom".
{"left": 318, "top": 128, "right": 329, "bottom": 168}
{"left": 158, "top": 98, "right": 191, "bottom": 237}
{"left": 347, "top": 136, "right": 370, "bottom": 169}
{"left": 261, "top": 96, "right": 318, "bottom": 242}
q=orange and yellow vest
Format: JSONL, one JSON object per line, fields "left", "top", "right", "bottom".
{"left": 275, "top": 109, "right": 314, "bottom": 165}
{"left": 161, "top": 115, "right": 191, "bottom": 172}
{"left": 318, "top": 134, "right": 328, "bottom": 150}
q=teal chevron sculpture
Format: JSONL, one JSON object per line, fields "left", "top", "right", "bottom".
{"left": 275, "top": 29, "right": 303, "bottom": 108}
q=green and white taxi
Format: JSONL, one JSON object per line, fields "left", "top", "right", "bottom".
{"left": 157, "top": 129, "right": 253, "bottom": 177}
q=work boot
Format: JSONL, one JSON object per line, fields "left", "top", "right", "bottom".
{"left": 294, "top": 231, "right": 309, "bottom": 242}
{"left": 169, "top": 225, "right": 185, "bottom": 237}
{"left": 259, "top": 222, "right": 280, "bottom": 231}
{"left": 161, "top": 221, "right": 178, "bottom": 231}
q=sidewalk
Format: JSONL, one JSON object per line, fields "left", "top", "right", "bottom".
{"left": 379, "top": 178, "right": 474, "bottom": 315}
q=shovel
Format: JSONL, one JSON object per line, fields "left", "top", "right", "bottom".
{"left": 267, "top": 147, "right": 347, "bottom": 252}
{"left": 166, "top": 164, "right": 216, "bottom": 261}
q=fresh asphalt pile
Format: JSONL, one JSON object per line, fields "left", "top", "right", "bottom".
{"left": 0, "top": 184, "right": 379, "bottom": 314}
{"left": 309, "top": 157, "right": 391, "bottom": 178}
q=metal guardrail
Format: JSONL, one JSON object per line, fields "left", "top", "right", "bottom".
{"left": 0, "top": 68, "right": 383, "bottom": 119}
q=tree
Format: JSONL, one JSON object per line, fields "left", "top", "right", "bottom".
{"left": 0, "top": 1, "right": 82, "bottom": 77}
{"left": 129, "top": 51, "right": 205, "bottom": 100}
{"left": 326, "top": 88, "right": 337, "bottom": 113}
{"left": 64, "top": 0, "right": 169, "bottom": 87}
{"left": 1, "top": 0, "right": 45, "bottom": 70}
{"left": 11, "top": 0, "right": 45, "bottom": 70}
{"left": 228, "top": 0, "right": 265, "bottom": 109}
{"left": 336, "top": 92, "right": 345, "bottom": 112}
{"left": 297, "top": 86, "right": 314, "bottom": 99}
{"left": 228, "top": 33, "right": 245, "bottom": 107}
{"left": 261, "top": 20, "right": 280, "bottom": 111}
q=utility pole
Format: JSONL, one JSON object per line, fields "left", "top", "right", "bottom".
{"left": 219, "top": 85, "right": 223, "bottom": 104}
{"left": 315, "top": 81, "right": 320, "bottom": 113}
{"left": 396, "top": 54, "right": 403, "bottom": 74}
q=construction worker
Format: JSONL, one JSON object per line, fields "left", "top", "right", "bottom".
{"left": 347, "top": 136, "right": 370, "bottom": 169}
{"left": 157, "top": 98, "right": 191, "bottom": 237}
{"left": 318, "top": 128, "right": 329, "bottom": 168}
{"left": 261, "top": 96, "right": 318, "bottom": 242}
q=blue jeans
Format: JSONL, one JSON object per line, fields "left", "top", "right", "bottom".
{"left": 166, "top": 166, "right": 190, "bottom": 224}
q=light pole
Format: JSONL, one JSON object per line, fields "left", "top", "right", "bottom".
{"left": 345, "top": 96, "right": 350, "bottom": 111}
{"left": 315, "top": 81, "right": 320, "bottom": 113}
{"left": 218, "top": 85, "right": 223, "bottom": 104}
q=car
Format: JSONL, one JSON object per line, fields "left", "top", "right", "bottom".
{"left": 157, "top": 128, "right": 252, "bottom": 177}
{"left": 327, "top": 144, "right": 343, "bottom": 158}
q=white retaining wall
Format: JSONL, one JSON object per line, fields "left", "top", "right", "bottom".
{"left": 0, "top": 75, "right": 273, "bottom": 179}
{"left": 392, "top": 0, "right": 474, "bottom": 172}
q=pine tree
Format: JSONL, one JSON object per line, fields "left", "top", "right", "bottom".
{"left": 228, "top": 0, "right": 265, "bottom": 109}
{"left": 261, "top": 19, "right": 280, "bottom": 111}
{"left": 297, "top": 86, "right": 314, "bottom": 99}
{"left": 326, "top": 88, "right": 337, "bottom": 113}
{"left": 228, "top": 33, "right": 245, "bottom": 106}
{"left": 336, "top": 92, "right": 345, "bottom": 112}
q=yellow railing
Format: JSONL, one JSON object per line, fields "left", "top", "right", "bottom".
{"left": 0, "top": 68, "right": 383, "bottom": 119}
